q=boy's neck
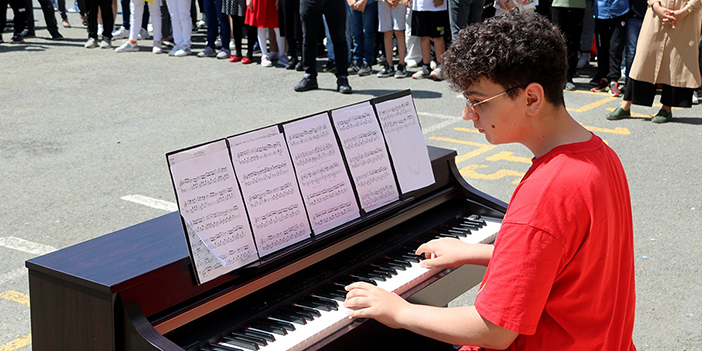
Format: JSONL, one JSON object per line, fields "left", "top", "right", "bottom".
{"left": 523, "top": 104, "right": 592, "bottom": 159}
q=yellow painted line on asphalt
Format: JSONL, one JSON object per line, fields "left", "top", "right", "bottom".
{"left": 485, "top": 151, "right": 532, "bottom": 164}
{"left": 569, "top": 90, "right": 612, "bottom": 96}
{"left": 453, "top": 127, "right": 481, "bottom": 134}
{"left": 0, "top": 333, "right": 31, "bottom": 351}
{"left": 0, "top": 291, "right": 30, "bottom": 306}
{"left": 429, "top": 137, "right": 497, "bottom": 163}
{"left": 568, "top": 96, "right": 618, "bottom": 112}
{"left": 460, "top": 164, "right": 525, "bottom": 185}
{"left": 580, "top": 123, "right": 631, "bottom": 135}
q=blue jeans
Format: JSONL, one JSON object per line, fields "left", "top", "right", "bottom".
{"left": 203, "top": 0, "right": 230, "bottom": 49}
{"left": 347, "top": 0, "right": 377, "bottom": 64}
{"left": 623, "top": 16, "right": 642, "bottom": 80}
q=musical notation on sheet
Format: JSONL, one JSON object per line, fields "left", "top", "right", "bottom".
{"left": 229, "top": 126, "right": 312, "bottom": 257}
{"left": 283, "top": 113, "right": 360, "bottom": 233}
{"left": 168, "top": 140, "right": 259, "bottom": 284}
{"left": 331, "top": 102, "right": 399, "bottom": 212}
{"left": 374, "top": 94, "right": 435, "bottom": 193}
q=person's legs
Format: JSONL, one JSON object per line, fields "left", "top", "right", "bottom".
{"left": 347, "top": 4, "right": 363, "bottom": 63}
{"left": 360, "top": 0, "right": 376, "bottom": 64}
{"left": 448, "top": 0, "right": 467, "bottom": 41}
{"left": 167, "top": 0, "right": 182, "bottom": 45}
{"left": 128, "top": 0, "right": 143, "bottom": 41}
{"left": 148, "top": 0, "right": 162, "bottom": 44}
{"left": 300, "top": 0, "right": 323, "bottom": 77}
{"left": 623, "top": 16, "right": 641, "bottom": 79}
{"left": 213, "top": 0, "right": 229, "bottom": 47}
{"left": 551, "top": 7, "right": 583, "bottom": 83}
{"left": 324, "top": 0, "right": 348, "bottom": 76}
{"left": 99, "top": 0, "right": 114, "bottom": 37}
{"left": 121, "top": 0, "right": 130, "bottom": 28}
{"left": 467, "top": 0, "right": 482, "bottom": 25}
{"left": 607, "top": 13, "right": 626, "bottom": 83}
{"left": 201, "top": 0, "right": 217, "bottom": 48}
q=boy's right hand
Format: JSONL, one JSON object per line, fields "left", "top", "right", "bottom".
{"left": 416, "top": 238, "right": 494, "bottom": 269}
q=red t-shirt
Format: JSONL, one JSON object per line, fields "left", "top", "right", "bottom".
{"left": 474, "top": 134, "right": 636, "bottom": 351}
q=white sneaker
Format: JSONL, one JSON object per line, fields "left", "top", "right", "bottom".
{"left": 214, "top": 37, "right": 222, "bottom": 49}
{"left": 577, "top": 52, "right": 590, "bottom": 69}
{"left": 115, "top": 41, "right": 138, "bottom": 52}
{"left": 112, "top": 26, "right": 128, "bottom": 39}
{"left": 412, "top": 66, "right": 430, "bottom": 79}
{"left": 405, "top": 59, "right": 419, "bottom": 68}
{"left": 430, "top": 66, "right": 443, "bottom": 81}
{"left": 99, "top": 38, "right": 112, "bottom": 49}
{"left": 261, "top": 56, "right": 273, "bottom": 67}
{"left": 84, "top": 37, "right": 98, "bottom": 48}
{"left": 693, "top": 91, "right": 700, "bottom": 105}
{"left": 138, "top": 28, "right": 149, "bottom": 40}
{"left": 174, "top": 46, "right": 192, "bottom": 57}
{"left": 229, "top": 39, "right": 236, "bottom": 51}
{"left": 97, "top": 24, "right": 103, "bottom": 36}
{"left": 168, "top": 44, "right": 180, "bottom": 56}
{"left": 152, "top": 44, "right": 163, "bottom": 54}
{"left": 216, "top": 49, "right": 230, "bottom": 59}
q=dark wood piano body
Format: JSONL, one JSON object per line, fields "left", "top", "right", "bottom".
{"left": 25, "top": 146, "right": 507, "bottom": 351}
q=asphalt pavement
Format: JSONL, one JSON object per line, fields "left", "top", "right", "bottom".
{"left": 1, "top": 7, "right": 701, "bottom": 350}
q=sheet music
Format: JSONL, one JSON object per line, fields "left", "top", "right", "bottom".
{"left": 228, "top": 126, "right": 312, "bottom": 257}
{"left": 331, "top": 102, "right": 399, "bottom": 212}
{"left": 283, "top": 113, "right": 361, "bottom": 233}
{"left": 374, "top": 94, "right": 435, "bottom": 193}
{"left": 168, "top": 140, "right": 259, "bottom": 284}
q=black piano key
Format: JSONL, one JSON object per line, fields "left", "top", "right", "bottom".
{"left": 270, "top": 311, "right": 307, "bottom": 325}
{"left": 337, "top": 275, "right": 377, "bottom": 286}
{"left": 251, "top": 321, "right": 288, "bottom": 335}
{"left": 446, "top": 228, "right": 468, "bottom": 237}
{"left": 265, "top": 317, "right": 296, "bottom": 331}
{"left": 281, "top": 306, "right": 316, "bottom": 321}
{"left": 292, "top": 303, "right": 322, "bottom": 317}
{"left": 362, "top": 266, "right": 393, "bottom": 278}
{"left": 313, "top": 289, "right": 345, "bottom": 302}
{"left": 376, "top": 258, "right": 408, "bottom": 270}
{"left": 231, "top": 332, "right": 268, "bottom": 346}
{"left": 350, "top": 272, "right": 386, "bottom": 282}
{"left": 370, "top": 263, "right": 397, "bottom": 276}
{"left": 209, "top": 343, "right": 244, "bottom": 351}
{"left": 242, "top": 329, "right": 275, "bottom": 342}
{"left": 222, "top": 336, "right": 259, "bottom": 350}
{"left": 297, "top": 296, "right": 338, "bottom": 311}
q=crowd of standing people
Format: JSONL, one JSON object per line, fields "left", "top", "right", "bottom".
{"left": 2, "top": 0, "right": 701, "bottom": 119}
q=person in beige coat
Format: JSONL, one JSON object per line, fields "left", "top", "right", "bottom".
{"left": 607, "top": 0, "right": 702, "bottom": 123}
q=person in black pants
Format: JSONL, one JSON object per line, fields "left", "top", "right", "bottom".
{"left": 294, "top": 0, "right": 352, "bottom": 94}
{"left": 23, "top": 0, "right": 64, "bottom": 39}
{"left": 83, "top": 0, "right": 114, "bottom": 48}
{"left": 0, "top": 0, "right": 27, "bottom": 43}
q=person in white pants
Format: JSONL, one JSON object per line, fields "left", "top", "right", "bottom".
{"left": 166, "top": 0, "right": 193, "bottom": 56}
{"left": 115, "top": 0, "right": 163, "bottom": 53}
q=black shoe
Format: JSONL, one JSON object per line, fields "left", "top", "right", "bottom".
{"left": 336, "top": 76, "right": 352, "bottom": 94}
{"left": 10, "top": 34, "right": 24, "bottom": 44}
{"left": 21, "top": 29, "right": 36, "bottom": 38}
{"left": 358, "top": 62, "right": 372, "bottom": 76}
{"left": 323, "top": 60, "right": 337, "bottom": 73}
{"left": 294, "top": 76, "right": 319, "bottom": 92}
{"left": 50, "top": 32, "right": 64, "bottom": 40}
{"left": 347, "top": 61, "right": 360, "bottom": 75}
{"left": 286, "top": 57, "right": 299, "bottom": 70}
{"left": 295, "top": 60, "right": 304, "bottom": 71}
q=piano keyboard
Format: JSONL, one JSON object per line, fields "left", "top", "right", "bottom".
{"left": 202, "top": 215, "right": 501, "bottom": 351}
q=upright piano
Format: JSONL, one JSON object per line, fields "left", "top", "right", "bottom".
{"left": 26, "top": 145, "right": 507, "bottom": 351}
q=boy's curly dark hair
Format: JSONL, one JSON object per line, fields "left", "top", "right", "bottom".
{"left": 442, "top": 11, "right": 567, "bottom": 106}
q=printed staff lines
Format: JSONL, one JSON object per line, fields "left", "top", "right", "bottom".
{"left": 0, "top": 291, "right": 31, "bottom": 351}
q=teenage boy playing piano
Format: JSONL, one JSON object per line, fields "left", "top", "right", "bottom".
{"left": 343, "top": 11, "right": 637, "bottom": 351}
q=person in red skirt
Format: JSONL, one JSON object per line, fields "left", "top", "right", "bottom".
{"left": 245, "top": 0, "right": 287, "bottom": 66}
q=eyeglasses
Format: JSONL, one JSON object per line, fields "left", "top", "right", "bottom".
{"left": 463, "top": 86, "right": 523, "bottom": 117}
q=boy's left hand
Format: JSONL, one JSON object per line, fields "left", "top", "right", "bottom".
{"left": 344, "top": 282, "right": 408, "bottom": 329}
{"left": 433, "top": 0, "right": 444, "bottom": 7}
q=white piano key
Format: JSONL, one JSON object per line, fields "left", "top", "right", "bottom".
{"left": 225, "top": 217, "right": 501, "bottom": 351}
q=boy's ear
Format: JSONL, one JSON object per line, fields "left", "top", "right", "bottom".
{"left": 524, "top": 83, "right": 545, "bottom": 116}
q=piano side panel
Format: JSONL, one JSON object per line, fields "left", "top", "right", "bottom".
{"left": 28, "top": 270, "right": 115, "bottom": 351}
